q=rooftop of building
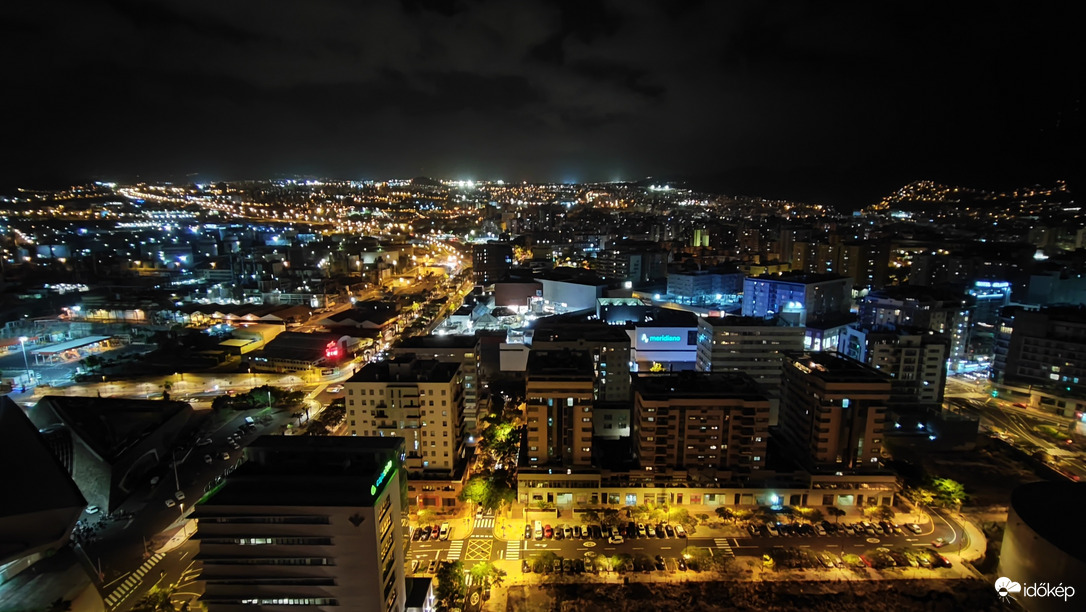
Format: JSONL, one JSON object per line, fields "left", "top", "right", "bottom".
{"left": 782, "top": 351, "right": 892, "bottom": 384}
{"left": 347, "top": 354, "right": 460, "bottom": 384}
{"left": 0, "top": 398, "right": 86, "bottom": 540}
{"left": 29, "top": 396, "right": 192, "bottom": 464}
{"left": 701, "top": 315, "right": 797, "bottom": 328}
{"left": 531, "top": 318, "right": 632, "bottom": 344}
{"left": 393, "top": 334, "right": 478, "bottom": 351}
{"left": 863, "top": 285, "right": 972, "bottom": 304}
{"left": 196, "top": 436, "right": 405, "bottom": 508}
{"left": 747, "top": 272, "right": 849, "bottom": 284}
{"left": 633, "top": 372, "right": 768, "bottom": 401}
{"left": 405, "top": 577, "right": 433, "bottom": 609}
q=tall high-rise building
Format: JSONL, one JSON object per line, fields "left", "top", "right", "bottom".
{"left": 195, "top": 436, "right": 408, "bottom": 612}
{"left": 345, "top": 355, "right": 464, "bottom": 475}
{"left": 779, "top": 352, "right": 891, "bottom": 470}
{"left": 695, "top": 315, "right": 805, "bottom": 426}
{"left": 524, "top": 350, "right": 595, "bottom": 466}
{"left": 838, "top": 241, "right": 890, "bottom": 290}
{"left": 632, "top": 372, "right": 769, "bottom": 474}
{"left": 472, "top": 241, "right": 513, "bottom": 287}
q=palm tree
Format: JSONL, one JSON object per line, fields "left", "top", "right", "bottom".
{"left": 826, "top": 506, "right": 847, "bottom": 524}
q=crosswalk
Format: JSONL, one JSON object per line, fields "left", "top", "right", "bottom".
{"left": 104, "top": 552, "right": 165, "bottom": 609}
{"left": 474, "top": 517, "right": 495, "bottom": 530}
{"left": 713, "top": 538, "right": 735, "bottom": 556}
{"left": 505, "top": 540, "right": 521, "bottom": 560}
{"left": 446, "top": 540, "right": 464, "bottom": 561}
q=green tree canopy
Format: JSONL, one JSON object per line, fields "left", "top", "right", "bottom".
{"left": 434, "top": 560, "right": 465, "bottom": 611}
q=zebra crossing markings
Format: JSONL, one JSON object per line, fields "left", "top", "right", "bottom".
{"left": 446, "top": 540, "right": 464, "bottom": 561}
{"left": 713, "top": 538, "right": 735, "bottom": 556}
{"left": 104, "top": 552, "right": 165, "bottom": 608}
{"left": 505, "top": 541, "right": 520, "bottom": 560}
{"left": 474, "top": 518, "right": 494, "bottom": 530}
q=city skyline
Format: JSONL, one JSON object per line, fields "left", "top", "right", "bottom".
{"left": 4, "top": 1, "right": 1082, "bottom": 207}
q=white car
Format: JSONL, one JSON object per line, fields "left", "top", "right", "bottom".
{"left": 85, "top": 505, "right": 100, "bottom": 515}
{"left": 165, "top": 499, "right": 176, "bottom": 508}
{"left": 766, "top": 523, "right": 780, "bottom": 537}
{"left": 815, "top": 524, "right": 827, "bottom": 536}
{"left": 608, "top": 535, "right": 624, "bottom": 544}
{"left": 174, "top": 491, "right": 186, "bottom": 501}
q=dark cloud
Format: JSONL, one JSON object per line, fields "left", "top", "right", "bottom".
{"left": 1, "top": 0, "right": 1081, "bottom": 205}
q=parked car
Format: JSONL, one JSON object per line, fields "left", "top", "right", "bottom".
{"left": 573, "top": 526, "right": 582, "bottom": 539}
{"left": 85, "top": 505, "right": 100, "bottom": 515}
{"left": 204, "top": 454, "right": 213, "bottom": 464}
{"left": 553, "top": 558, "right": 563, "bottom": 573}
{"left": 544, "top": 524, "right": 553, "bottom": 539}
{"left": 522, "top": 559, "right": 531, "bottom": 573}
{"left": 664, "top": 524, "right": 675, "bottom": 538}
{"left": 608, "top": 534, "right": 624, "bottom": 544}
{"left": 174, "top": 491, "right": 186, "bottom": 501}
{"left": 637, "top": 522, "right": 647, "bottom": 537}
{"left": 747, "top": 523, "right": 760, "bottom": 537}
{"left": 906, "top": 523, "right": 923, "bottom": 534}
{"left": 674, "top": 524, "right": 687, "bottom": 538}
{"left": 412, "top": 527, "right": 424, "bottom": 541}
{"left": 439, "top": 522, "right": 450, "bottom": 541}
{"left": 677, "top": 557, "right": 687, "bottom": 571}
{"left": 196, "top": 438, "right": 212, "bottom": 447}
{"left": 654, "top": 555, "right": 666, "bottom": 571}
{"left": 430, "top": 525, "right": 440, "bottom": 540}
{"left": 843, "top": 524, "right": 855, "bottom": 535}
{"left": 420, "top": 526, "right": 431, "bottom": 541}
{"left": 164, "top": 499, "right": 176, "bottom": 508}
{"left": 411, "top": 559, "right": 420, "bottom": 574}
{"left": 655, "top": 524, "right": 665, "bottom": 538}
{"left": 525, "top": 524, "right": 532, "bottom": 539}
{"left": 221, "top": 452, "right": 230, "bottom": 461}
{"left": 815, "top": 524, "right": 827, "bottom": 536}
{"left": 766, "top": 523, "right": 780, "bottom": 537}
{"left": 427, "top": 560, "right": 438, "bottom": 574}
{"left": 149, "top": 476, "right": 160, "bottom": 486}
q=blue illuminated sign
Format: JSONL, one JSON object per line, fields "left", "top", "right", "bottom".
{"left": 641, "top": 333, "right": 682, "bottom": 343}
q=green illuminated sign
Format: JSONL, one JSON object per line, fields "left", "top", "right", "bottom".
{"left": 370, "top": 459, "right": 394, "bottom": 496}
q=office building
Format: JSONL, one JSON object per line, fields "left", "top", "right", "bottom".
{"left": 858, "top": 286, "right": 974, "bottom": 369}
{"left": 524, "top": 350, "right": 595, "bottom": 467}
{"left": 195, "top": 436, "right": 407, "bottom": 612}
{"left": 779, "top": 352, "right": 891, "bottom": 470}
{"left": 695, "top": 316, "right": 805, "bottom": 425}
{"left": 742, "top": 272, "right": 853, "bottom": 326}
{"left": 345, "top": 355, "right": 464, "bottom": 476}
{"left": 996, "top": 307, "right": 1086, "bottom": 399}
{"left": 842, "top": 326, "right": 949, "bottom": 409}
{"left": 837, "top": 241, "right": 890, "bottom": 290}
{"left": 472, "top": 241, "right": 513, "bottom": 287}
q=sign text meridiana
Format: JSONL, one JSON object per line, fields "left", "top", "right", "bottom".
{"left": 370, "top": 459, "right": 394, "bottom": 496}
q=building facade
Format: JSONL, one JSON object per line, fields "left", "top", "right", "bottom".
{"left": 345, "top": 356, "right": 465, "bottom": 476}
{"left": 779, "top": 352, "right": 891, "bottom": 470}
{"left": 695, "top": 316, "right": 805, "bottom": 425}
{"left": 524, "top": 350, "right": 595, "bottom": 467}
{"left": 632, "top": 372, "right": 770, "bottom": 475}
{"left": 742, "top": 273, "right": 853, "bottom": 326}
{"left": 195, "top": 436, "right": 408, "bottom": 612}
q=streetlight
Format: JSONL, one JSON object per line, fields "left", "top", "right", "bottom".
{"left": 18, "top": 336, "right": 32, "bottom": 387}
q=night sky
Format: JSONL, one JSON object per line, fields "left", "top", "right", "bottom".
{"left": 3, "top": 1, "right": 1081, "bottom": 205}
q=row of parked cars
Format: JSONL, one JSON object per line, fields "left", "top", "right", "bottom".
{"left": 411, "top": 523, "right": 451, "bottom": 542}
{"left": 749, "top": 520, "right": 923, "bottom": 538}
{"left": 529, "top": 521, "right": 687, "bottom": 542}
{"left": 522, "top": 554, "right": 691, "bottom": 575}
